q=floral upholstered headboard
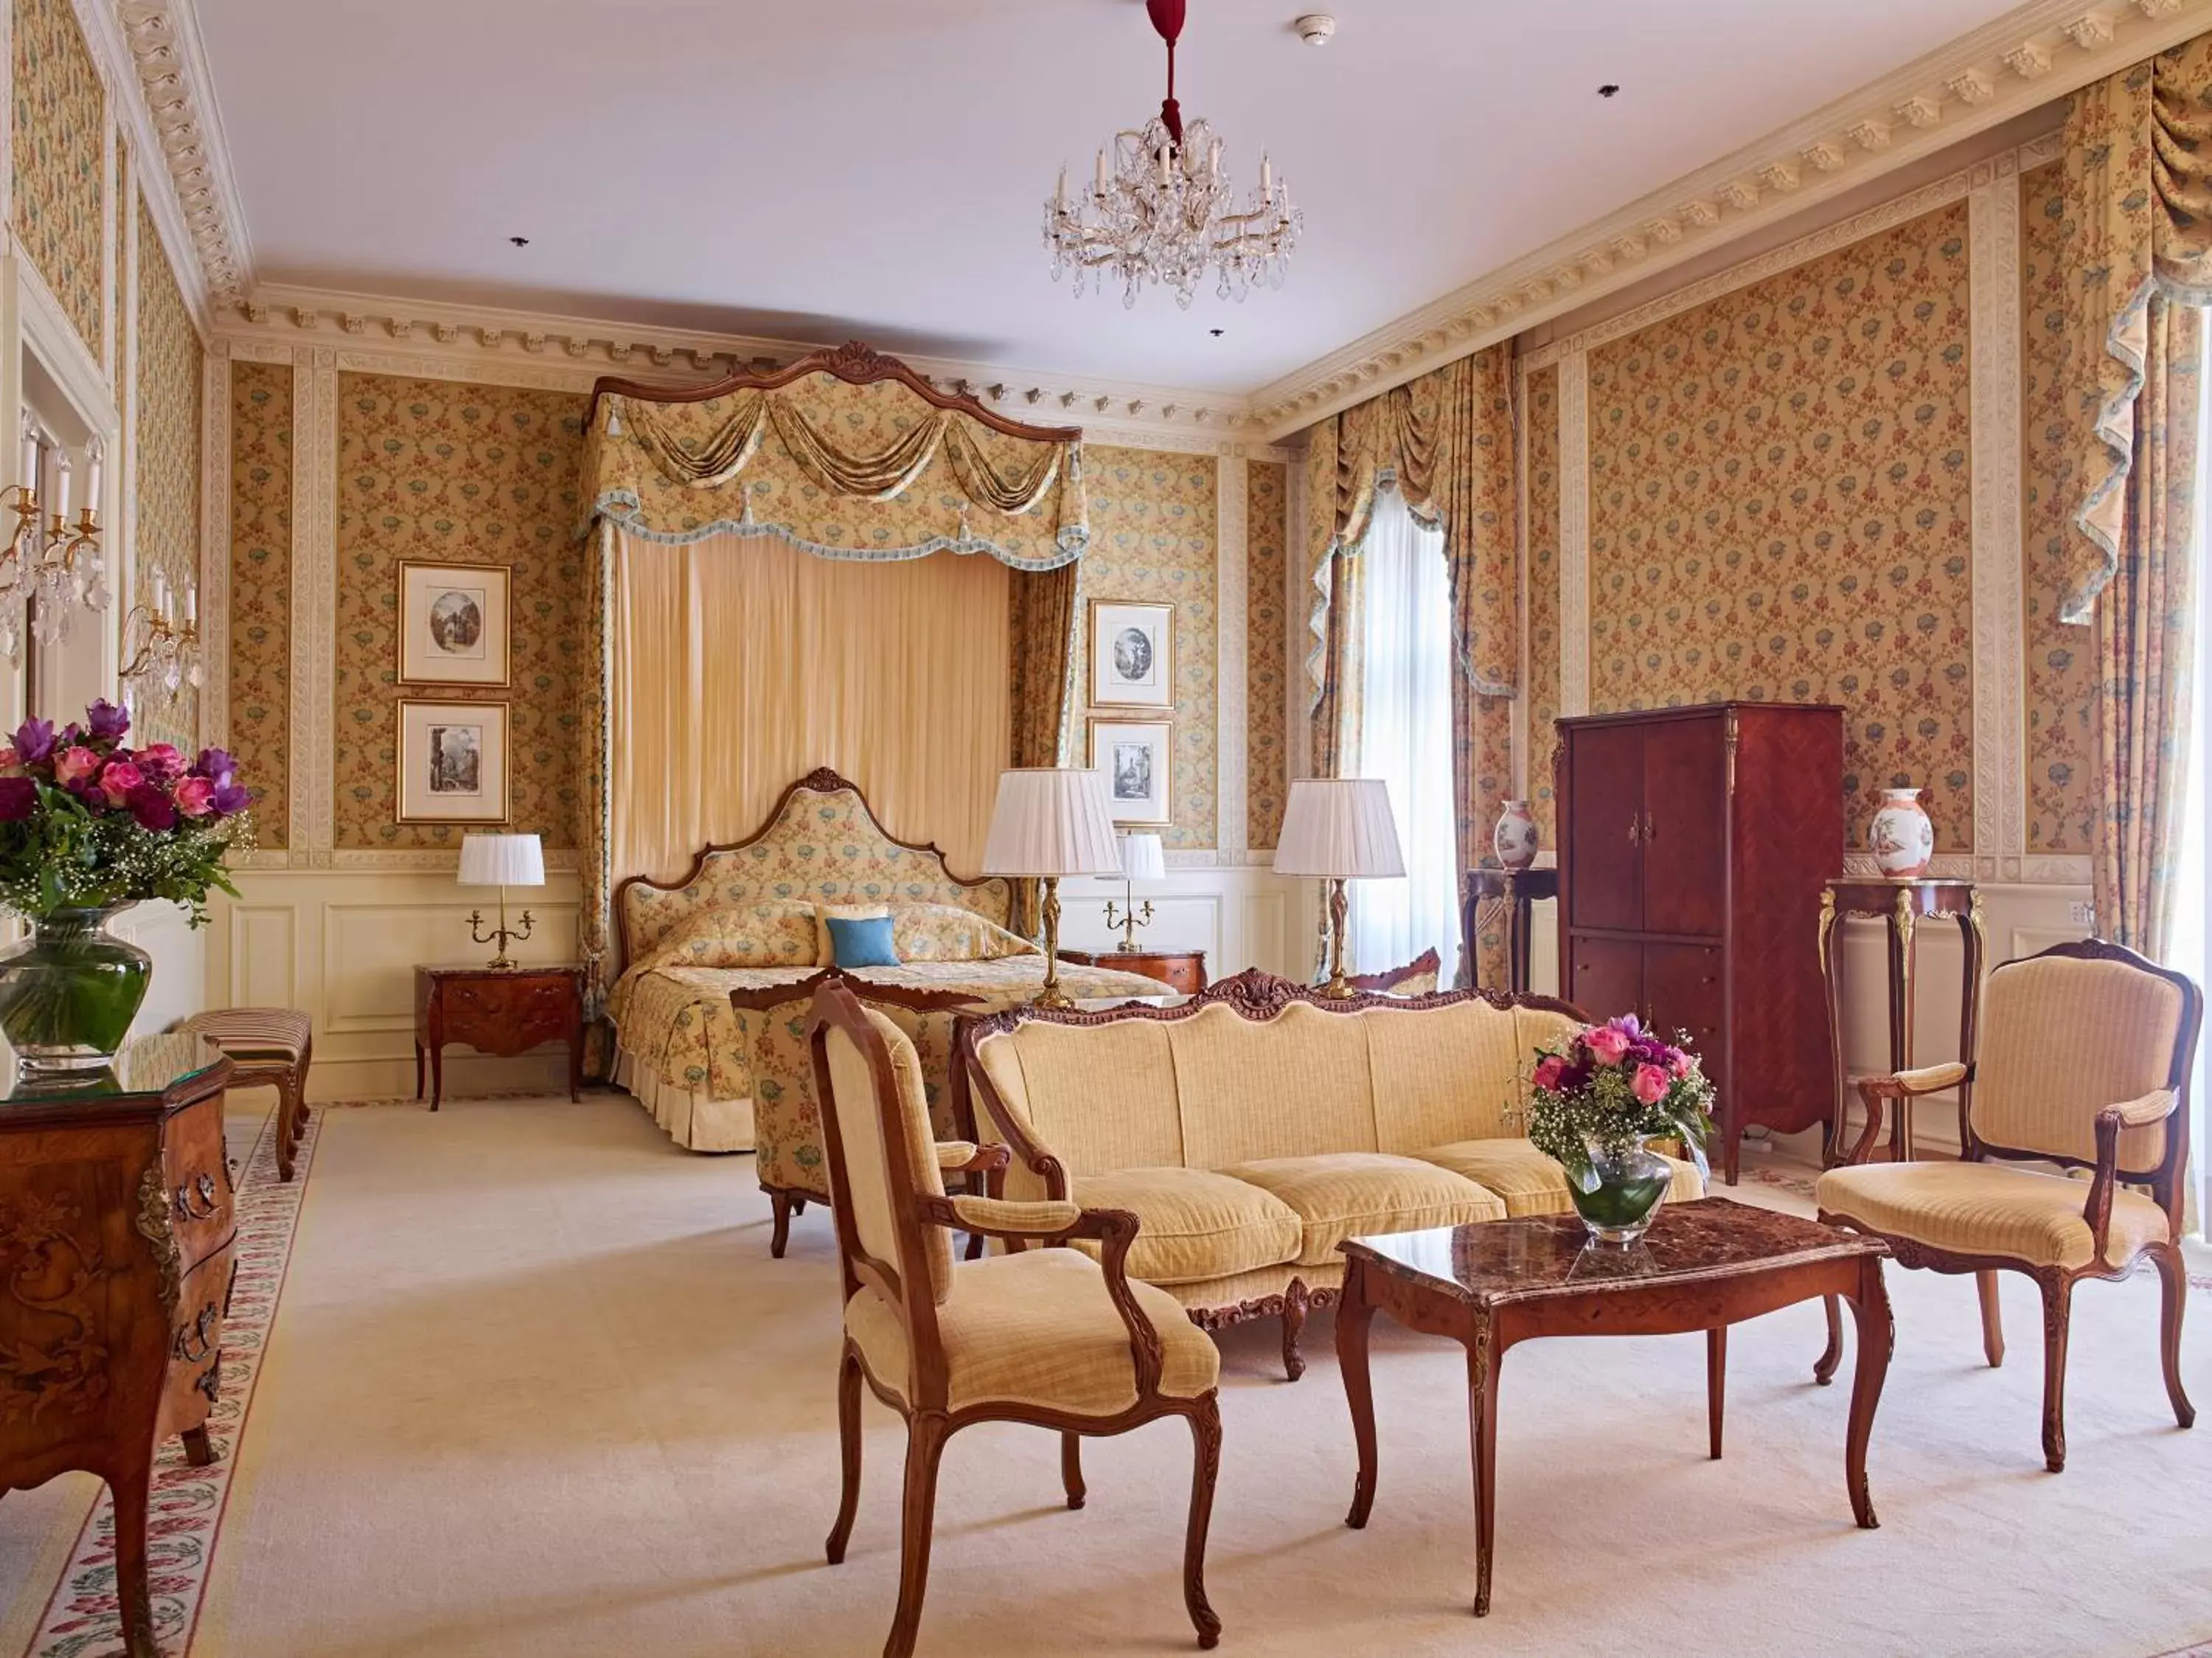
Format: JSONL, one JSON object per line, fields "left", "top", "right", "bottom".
{"left": 615, "top": 767, "right": 1014, "bottom": 967}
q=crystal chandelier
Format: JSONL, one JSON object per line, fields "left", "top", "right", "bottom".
{"left": 1043, "top": 0, "right": 1302, "bottom": 309}
{"left": 121, "top": 563, "right": 201, "bottom": 701}
{"left": 0, "top": 422, "right": 109, "bottom": 665}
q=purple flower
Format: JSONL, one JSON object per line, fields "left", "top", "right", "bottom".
{"left": 0, "top": 776, "right": 35, "bottom": 821}
{"left": 210, "top": 783, "right": 250, "bottom": 816}
{"left": 125, "top": 783, "right": 175, "bottom": 832}
{"left": 12, "top": 720, "right": 54, "bottom": 765}
{"left": 195, "top": 747, "right": 237, "bottom": 785}
{"left": 85, "top": 700, "right": 128, "bottom": 740}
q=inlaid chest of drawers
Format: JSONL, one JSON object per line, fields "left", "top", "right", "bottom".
{"left": 0, "top": 1034, "right": 236, "bottom": 1658}
{"left": 1057, "top": 946, "right": 1208, "bottom": 995}
{"left": 414, "top": 963, "right": 586, "bottom": 1110}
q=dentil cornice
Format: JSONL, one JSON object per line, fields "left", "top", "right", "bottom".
{"left": 1246, "top": 0, "right": 2212, "bottom": 442}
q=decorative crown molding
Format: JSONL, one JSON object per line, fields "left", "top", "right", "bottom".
{"left": 1248, "top": 0, "right": 2212, "bottom": 441}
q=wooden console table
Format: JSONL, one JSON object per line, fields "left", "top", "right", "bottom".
{"left": 1056, "top": 946, "right": 1208, "bottom": 996}
{"left": 1817, "top": 878, "right": 1984, "bottom": 1165}
{"left": 0, "top": 1035, "right": 236, "bottom": 1658}
{"left": 414, "top": 963, "right": 586, "bottom": 1110}
{"left": 1461, "top": 866, "right": 1557, "bottom": 994}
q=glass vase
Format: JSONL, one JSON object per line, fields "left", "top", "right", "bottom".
{"left": 0, "top": 906, "right": 152, "bottom": 1075}
{"left": 1570, "top": 1139, "right": 1673, "bottom": 1245}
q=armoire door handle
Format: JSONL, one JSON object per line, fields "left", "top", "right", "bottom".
{"left": 1627, "top": 814, "right": 1643, "bottom": 844}
{"left": 1642, "top": 811, "right": 1656, "bottom": 842}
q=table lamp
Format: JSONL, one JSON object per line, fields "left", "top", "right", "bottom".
{"left": 983, "top": 769, "right": 1123, "bottom": 1007}
{"left": 458, "top": 832, "right": 543, "bottom": 968}
{"left": 1273, "top": 779, "right": 1405, "bottom": 996}
{"left": 1106, "top": 831, "right": 1165, "bottom": 950}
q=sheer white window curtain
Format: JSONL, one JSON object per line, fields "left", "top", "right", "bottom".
{"left": 2170, "top": 325, "right": 2212, "bottom": 1237}
{"left": 1349, "top": 483, "right": 1462, "bottom": 980}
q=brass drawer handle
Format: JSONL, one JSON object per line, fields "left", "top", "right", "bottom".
{"left": 174, "top": 1304, "right": 219, "bottom": 1364}
{"left": 173, "top": 1173, "right": 220, "bottom": 1221}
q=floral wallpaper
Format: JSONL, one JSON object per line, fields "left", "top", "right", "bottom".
{"left": 134, "top": 195, "right": 203, "bottom": 756}
{"left": 1245, "top": 458, "right": 1288, "bottom": 849}
{"left": 230, "top": 361, "right": 291, "bottom": 847}
{"left": 334, "top": 374, "right": 588, "bottom": 848}
{"left": 1525, "top": 364, "right": 1562, "bottom": 849}
{"left": 1585, "top": 201, "right": 1976, "bottom": 850}
{"left": 2020, "top": 162, "right": 2098, "bottom": 854}
{"left": 1077, "top": 446, "right": 1217, "bottom": 849}
{"left": 10, "top": 0, "right": 104, "bottom": 361}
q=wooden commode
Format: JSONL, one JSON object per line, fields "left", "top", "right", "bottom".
{"left": 414, "top": 963, "right": 586, "bottom": 1110}
{"left": 1056, "top": 946, "right": 1208, "bottom": 995}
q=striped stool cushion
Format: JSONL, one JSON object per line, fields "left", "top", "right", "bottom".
{"left": 183, "top": 1007, "right": 312, "bottom": 1062}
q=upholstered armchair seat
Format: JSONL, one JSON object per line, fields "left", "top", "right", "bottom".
{"left": 1817, "top": 1161, "right": 2173, "bottom": 1272}
{"left": 845, "top": 1248, "right": 1220, "bottom": 1417}
{"left": 1068, "top": 1168, "right": 1305, "bottom": 1285}
{"left": 1418, "top": 1135, "right": 1703, "bottom": 1218}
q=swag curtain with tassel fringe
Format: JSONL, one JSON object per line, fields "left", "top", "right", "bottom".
{"left": 2065, "top": 38, "right": 2212, "bottom": 960}
{"left": 1300, "top": 345, "right": 1520, "bottom": 984}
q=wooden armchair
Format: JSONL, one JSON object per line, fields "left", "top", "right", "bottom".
{"left": 809, "top": 980, "right": 1225, "bottom": 1658}
{"left": 1343, "top": 946, "right": 1442, "bottom": 996}
{"left": 1815, "top": 939, "right": 2201, "bottom": 1471}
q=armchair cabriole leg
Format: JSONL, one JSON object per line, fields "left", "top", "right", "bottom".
{"left": 1060, "top": 1432, "right": 1086, "bottom": 1509}
{"left": 1183, "top": 1398, "right": 1224, "bottom": 1650}
{"left": 886, "top": 1415, "right": 948, "bottom": 1658}
{"left": 2154, "top": 1244, "right": 2197, "bottom": 1431}
{"left": 1976, "top": 1271, "right": 2005, "bottom": 1367}
{"left": 1281, "top": 1278, "right": 1311, "bottom": 1381}
{"left": 768, "top": 1193, "right": 793, "bottom": 1259}
{"left": 827, "top": 1347, "right": 863, "bottom": 1565}
{"left": 2039, "top": 1273, "right": 2074, "bottom": 1473}
{"left": 1813, "top": 1292, "right": 1844, "bottom": 1386}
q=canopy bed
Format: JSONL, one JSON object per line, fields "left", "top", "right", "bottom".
{"left": 577, "top": 344, "right": 1150, "bottom": 1154}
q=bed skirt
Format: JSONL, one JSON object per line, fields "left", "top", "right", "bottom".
{"left": 613, "top": 1045, "right": 757, "bottom": 1154}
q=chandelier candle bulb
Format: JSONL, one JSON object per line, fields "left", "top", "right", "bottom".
{"left": 52, "top": 458, "right": 67, "bottom": 524}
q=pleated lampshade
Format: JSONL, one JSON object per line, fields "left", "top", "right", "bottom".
{"left": 1273, "top": 779, "right": 1405, "bottom": 878}
{"left": 457, "top": 832, "right": 546, "bottom": 887}
{"left": 1120, "top": 831, "right": 1166, "bottom": 881}
{"left": 981, "top": 769, "right": 1124, "bottom": 878}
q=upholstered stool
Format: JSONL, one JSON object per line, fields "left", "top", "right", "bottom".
{"left": 180, "top": 1008, "right": 314, "bottom": 1181}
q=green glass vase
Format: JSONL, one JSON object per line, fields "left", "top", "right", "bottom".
{"left": 0, "top": 906, "right": 152, "bottom": 1075}
{"left": 1570, "top": 1140, "right": 1673, "bottom": 1245}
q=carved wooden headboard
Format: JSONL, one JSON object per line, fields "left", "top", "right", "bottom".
{"left": 613, "top": 767, "right": 1013, "bottom": 967}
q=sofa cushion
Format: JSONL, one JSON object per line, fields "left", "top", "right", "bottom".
{"left": 1172, "top": 1002, "right": 1377, "bottom": 1168}
{"left": 1416, "top": 1136, "right": 1705, "bottom": 1218}
{"left": 1067, "top": 1166, "right": 1303, "bottom": 1286}
{"left": 1363, "top": 1000, "right": 1528, "bottom": 1152}
{"left": 1221, "top": 1153, "right": 1506, "bottom": 1266}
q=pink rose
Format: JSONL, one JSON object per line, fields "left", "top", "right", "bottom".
{"left": 1632, "top": 1062, "right": 1671, "bottom": 1105}
{"left": 1532, "top": 1054, "right": 1568, "bottom": 1092}
{"left": 0, "top": 743, "right": 20, "bottom": 777}
{"left": 136, "top": 743, "right": 182, "bottom": 777}
{"left": 1587, "top": 1025, "right": 1631, "bottom": 1065}
{"left": 97, "top": 761, "right": 144, "bottom": 806}
{"left": 1669, "top": 1049, "right": 1694, "bottom": 1079}
{"left": 55, "top": 746, "right": 100, "bottom": 787}
{"left": 174, "top": 775, "right": 215, "bottom": 818}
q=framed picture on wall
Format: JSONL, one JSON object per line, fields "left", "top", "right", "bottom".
{"left": 397, "top": 700, "right": 511, "bottom": 823}
{"left": 1088, "top": 718, "right": 1172, "bottom": 828}
{"left": 397, "top": 561, "right": 512, "bottom": 687}
{"left": 1088, "top": 599, "right": 1175, "bottom": 709}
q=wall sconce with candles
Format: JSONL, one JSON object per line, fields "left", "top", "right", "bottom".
{"left": 0, "top": 419, "right": 108, "bottom": 664}
{"left": 119, "top": 563, "right": 201, "bottom": 700}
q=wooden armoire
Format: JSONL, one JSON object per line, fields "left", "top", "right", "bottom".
{"left": 1554, "top": 702, "right": 1843, "bottom": 1184}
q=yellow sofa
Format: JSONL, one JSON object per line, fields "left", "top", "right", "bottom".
{"left": 958, "top": 970, "right": 1705, "bottom": 1377}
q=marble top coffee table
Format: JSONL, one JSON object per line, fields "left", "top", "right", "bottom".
{"left": 1335, "top": 1197, "right": 1893, "bottom": 1616}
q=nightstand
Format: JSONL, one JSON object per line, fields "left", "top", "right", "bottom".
{"left": 414, "top": 963, "right": 585, "bottom": 1111}
{"left": 1057, "top": 946, "right": 1208, "bottom": 995}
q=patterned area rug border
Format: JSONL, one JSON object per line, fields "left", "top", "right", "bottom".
{"left": 20, "top": 1106, "right": 320, "bottom": 1658}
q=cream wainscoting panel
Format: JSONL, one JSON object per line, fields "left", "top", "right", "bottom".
{"left": 1054, "top": 864, "right": 1303, "bottom": 980}
{"left": 211, "top": 869, "right": 583, "bottom": 1100}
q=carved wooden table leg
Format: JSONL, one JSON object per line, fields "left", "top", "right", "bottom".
{"left": 1818, "top": 885, "right": 1846, "bottom": 1167}
{"left": 1338, "top": 1255, "right": 1380, "bottom": 1530}
{"left": 1467, "top": 1313, "right": 1500, "bottom": 1618}
{"left": 1707, "top": 1326, "right": 1727, "bottom": 1460}
{"left": 1842, "top": 1254, "right": 1893, "bottom": 1527}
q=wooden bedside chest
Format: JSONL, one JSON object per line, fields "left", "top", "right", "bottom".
{"left": 414, "top": 963, "right": 585, "bottom": 1110}
{"left": 1057, "top": 946, "right": 1208, "bottom": 995}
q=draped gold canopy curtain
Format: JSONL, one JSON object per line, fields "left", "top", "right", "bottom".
{"left": 2064, "top": 37, "right": 2212, "bottom": 962}
{"left": 577, "top": 343, "right": 1088, "bottom": 1004}
{"left": 1299, "top": 345, "right": 1519, "bottom": 985}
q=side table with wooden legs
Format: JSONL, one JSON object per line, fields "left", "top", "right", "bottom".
{"left": 1816, "top": 878, "right": 1985, "bottom": 1165}
{"left": 1461, "top": 865, "right": 1558, "bottom": 994}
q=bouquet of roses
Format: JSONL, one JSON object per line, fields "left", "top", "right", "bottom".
{"left": 0, "top": 699, "right": 251, "bottom": 926}
{"left": 1526, "top": 1013, "right": 1716, "bottom": 1193}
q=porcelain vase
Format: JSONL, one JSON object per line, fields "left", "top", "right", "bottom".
{"left": 1492, "top": 799, "right": 1539, "bottom": 871}
{"left": 1868, "top": 788, "right": 1934, "bottom": 879}
{"left": 0, "top": 906, "right": 151, "bottom": 1074}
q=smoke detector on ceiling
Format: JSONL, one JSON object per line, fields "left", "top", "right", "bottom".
{"left": 1294, "top": 13, "right": 1335, "bottom": 46}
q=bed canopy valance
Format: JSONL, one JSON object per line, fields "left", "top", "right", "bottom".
{"left": 582, "top": 339, "right": 1088, "bottom": 568}
{"left": 578, "top": 344, "right": 1088, "bottom": 1008}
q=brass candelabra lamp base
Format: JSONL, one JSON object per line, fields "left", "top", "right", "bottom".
{"left": 468, "top": 887, "right": 535, "bottom": 971}
{"left": 1318, "top": 875, "right": 1352, "bottom": 997}
{"left": 1031, "top": 877, "right": 1078, "bottom": 1009}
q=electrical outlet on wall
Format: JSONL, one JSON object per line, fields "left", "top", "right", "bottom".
{"left": 2067, "top": 900, "right": 2096, "bottom": 929}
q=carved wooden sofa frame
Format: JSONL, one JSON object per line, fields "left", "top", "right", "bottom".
{"left": 953, "top": 968, "right": 1591, "bottom": 1378}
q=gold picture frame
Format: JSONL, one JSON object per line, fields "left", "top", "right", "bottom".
{"left": 397, "top": 561, "right": 512, "bottom": 687}
{"left": 1088, "top": 598, "right": 1175, "bottom": 710}
{"left": 1088, "top": 716, "right": 1172, "bottom": 828}
{"left": 396, "top": 699, "right": 512, "bottom": 823}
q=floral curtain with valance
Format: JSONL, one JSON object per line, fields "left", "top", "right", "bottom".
{"left": 576, "top": 346, "right": 1086, "bottom": 1009}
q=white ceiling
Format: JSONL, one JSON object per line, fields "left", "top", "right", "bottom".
{"left": 195, "top": 0, "right": 2034, "bottom": 393}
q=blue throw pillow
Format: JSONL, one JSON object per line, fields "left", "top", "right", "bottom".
{"left": 826, "top": 913, "right": 901, "bottom": 969}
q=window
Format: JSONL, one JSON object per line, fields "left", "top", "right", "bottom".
{"left": 2170, "top": 325, "right": 2212, "bottom": 1235}
{"left": 1349, "top": 482, "right": 1462, "bottom": 981}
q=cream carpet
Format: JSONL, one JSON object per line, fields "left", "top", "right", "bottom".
{"left": 8, "top": 1095, "right": 2210, "bottom": 1657}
